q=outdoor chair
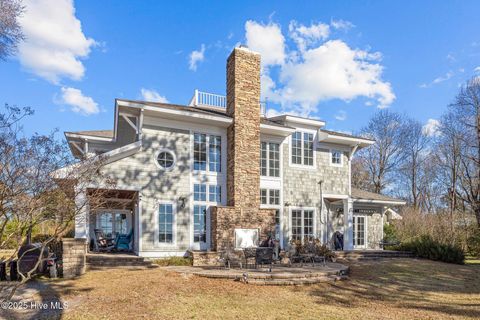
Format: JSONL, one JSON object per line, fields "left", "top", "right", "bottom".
{"left": 94, "top": 229, "right": 115, "bottom": 252}
{"left": 114, "top": 229, "right": 133, "bottom": 251}
{"left": 255, "top": 247, "right": 274, "bottom": 270}
{"left": 243, "top": 247, "right": 257, "bottom": 269}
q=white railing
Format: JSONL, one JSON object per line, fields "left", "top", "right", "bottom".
{"left": 189, "top": 89, "right": 266, "bottom": 115}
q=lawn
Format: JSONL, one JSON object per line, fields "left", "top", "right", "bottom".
{"left": 9, "top": 258, "right": 480, "bottom": 320}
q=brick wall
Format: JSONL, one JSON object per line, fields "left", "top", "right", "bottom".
{"left": 62, "top": 238, "right": 86, "bottom": 278}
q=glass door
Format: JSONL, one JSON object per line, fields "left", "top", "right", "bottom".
{"left": 97, "top": 211, "right": 132, "bottom": 238}
{"left": 353, "top": 216, "right": 367, "bottom": 249}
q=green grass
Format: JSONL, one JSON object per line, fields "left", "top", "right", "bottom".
{"left": 152, "top": 256, "right": 193, "bottom": 266}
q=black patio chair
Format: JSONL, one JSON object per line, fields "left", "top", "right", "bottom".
{"left": 255, "top": 247, "right": 274, "bottom": 270}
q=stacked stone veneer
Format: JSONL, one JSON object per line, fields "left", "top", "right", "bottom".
{"left": 210, "top": 47, "right": 276, "bottom": 252}
{"left": 62, "top": 238, "right": 87, "bottom": 278}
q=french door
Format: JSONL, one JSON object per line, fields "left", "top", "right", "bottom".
{"left": 192, "top": 205, "right": 210, "bottom": 250}
{"left": 353, "top": 216, "right": 367, "bottom": 249}
{"left": 96, "top": 210, "right": 132, "bottom": 238}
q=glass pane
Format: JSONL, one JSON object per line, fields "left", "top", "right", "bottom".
{"left": 292, "top": 132, "right": 302, "bottom": 164}
{"left": 260, "top": 142, "right": 267, "bottom": 176}
{"left": 209, "top": 135, "right": 221, "bottom": 172}
{"left": 194, "top": 133, "right": 207, "bottom": 171}
{"left": 159, "top": 204, "right": 173, "bottom": 243}
{"left": 194, "top": 184, "right": 207, "bottom": 201}
{"left": 193, "top": 205, "right": 207, "bottom": 243}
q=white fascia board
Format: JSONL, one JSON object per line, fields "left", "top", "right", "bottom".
{"left": 52, "top": 140, "right": 142, "bottom": 179}
{"left": 260, "top": 123, "right": 295, "bottom": 136}
{"left": 64, "top": 132, "right": 113, "bottom": 142}
{"left": 269, "top": 115, "right": 326, "bottom": 128}
{"left": 116, "top": 99, "right": 232, "bottom": 126}
{"left": 352, "top": 198, "right": 406, "bottom": 206}
{"left": 322, "top": 193, "right": 349, "bottom": 200}
{"left": 318, "top": 131, "right": 375, "bottom": 147}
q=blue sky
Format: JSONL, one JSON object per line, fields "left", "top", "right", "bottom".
{"left": 1, "top": 0, "right": 480, "bottom": 137}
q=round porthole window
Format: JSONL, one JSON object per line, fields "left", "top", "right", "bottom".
{"left": 156, "top": 150, "right": 175, "bottom": 170}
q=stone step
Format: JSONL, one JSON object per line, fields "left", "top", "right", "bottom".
{"left": 86, "top": 253, "right": 153, "bottom": 269}
{"left": 246, "top": 275, "right": 347, "bottom": 286}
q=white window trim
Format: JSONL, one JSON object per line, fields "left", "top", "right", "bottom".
{"left": 260, "top": 188, "right": 282, "bottom": 208}
{"left": 260, "top": 141, "right": 281, "bottom": 179}
{"left": 154, "top": 148, "right": 177, "bottom": 171}
{"left": 155, "top": 201, "right": 177, "bottom": 247}
{"left": 288, "top": 207, "right": 317, "bottom": 243}
{"left": 330, "top": 149, "right": 344, "bottom": 167}
{"left": 353, "top": 214, "right": 368, "bottom": 249}
{"left": 288, "top": 130, "right": 317, "bottom": 170}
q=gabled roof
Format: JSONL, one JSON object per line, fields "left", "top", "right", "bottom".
{"left": 351, "top": 188, "right": 406, "bottom": 205}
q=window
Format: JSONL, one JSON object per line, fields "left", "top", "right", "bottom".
{"left": 98, "top": 213, "right": 113, "bottom": 238}
{"left": 274, "top": 209, "right": 280, "bottom": 240}
{"left": 193, "top": 133, "right": 206, "bottom": 170}
{"left": 158, "top": 204, "right": 174, "bottom": 243}
{"left": 269, "top": 189, "right": 280, "bottom": 205}
{"left": 291, "top": 131, "right": 314, "bottom": 166}
{"left": 193, "top": 205, "right": 207, "bottom": 242}
{"left": 291, "top": 209, "right": 314, "bottom": 242}
{"left": 194, "top": 133, "right": 221, "bottom": 172}
{"left": 209, "top": 185, "right": 221, "bottom": 203}
{"left": 260, "top": 188, "right": 280, "bottom": 206}
{"left": 331, "top": 150, "right": 342, "bottom": 165}
{"left": 156, "top": 150, "right": 175, "bottom": 170}
{"left": 260, "top": 142, "right": 280, "bottom": 177}
{"left": 209, "top": 135, "right": 221, "bottom": 172}
{"left": 194, "top": 184, "right": 206, "bottom": 201}
{"left": 260, "top": 189, "right": 268, "bottom": 205}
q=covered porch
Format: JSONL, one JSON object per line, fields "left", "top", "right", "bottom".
{"left": 75, "top": 188, "right": 140, "bottom": 254}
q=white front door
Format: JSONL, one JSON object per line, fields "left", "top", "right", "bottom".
{"left": 353, "top": 215, "right": 367, "bottom": 249}
{"left": 96, "top": 210, "right": 132, "bottom": 238}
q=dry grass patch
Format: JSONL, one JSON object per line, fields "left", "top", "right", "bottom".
{"left": 14, "top": 258, "right": 480, "bottom": 320}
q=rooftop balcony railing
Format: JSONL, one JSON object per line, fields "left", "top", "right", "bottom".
{"left": 189, "top": 90, "right": 266, "bottom": 115}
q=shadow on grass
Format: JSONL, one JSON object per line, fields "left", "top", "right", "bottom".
{"left": 307, "top": 259, "right": 480, "bottom": 318}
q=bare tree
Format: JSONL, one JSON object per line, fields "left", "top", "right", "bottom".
{"left": 356, "top": 110, "right": 408, "bottom": 194}
{"left": 0, "top": 0, "right": 24, "bottom": 60}
{"left": 398, "top": 118, "right": 431, "bottom": 209}
{"left": 447, "top": 77, "right": 480, "bottom": 227}
{"left": 0, "top": 105, "right": 114, "bottom": 300}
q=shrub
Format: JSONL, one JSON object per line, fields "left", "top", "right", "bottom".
{"left": 396, "top": 235, "right": 465, "bottom": 264}
{"left": 153, "top": 256, "right": 193, "bottom": 266}
{"left": 289, "top": 237, "right": 336, "bottom": 260}
{"left": 467, "top": 229, "right": 480, "bottom": 258}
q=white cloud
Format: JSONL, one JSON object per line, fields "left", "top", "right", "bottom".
{"left": 59, "top": 87, "right": 99, "bottom": 115}
{"left": 244, "top": 19, "right": 395, "bottom": 115}
{"left": 420, "top": 71, "right": 454, "bottom": 88}
{"left": 140, "top": 88, "right": 168, "bottom": 103}
{"left": 330, "top": 19, "right": 355, "bottom": 31}
{"left": 18, "top": 0, "right": 96, "bottom": 84}
{"left": 422, "top": 119, "right": 440, "bottom": 137}
{"left": 245, "top": 20, "right": 286, "bottom": 66}
{"left": 271, "top": 40, "right": 395, "bottom": 112}
{"left": 289, "top": 21, "right": 330, "bottom": 52}
{"left": 334, "top": 110, "right": 347, "bottom": 121}
{"left": 189, "top": 44, "right": 205, "bottom": 71}
{"left": 475, "top": 66, "right": 480, "bottom": 73}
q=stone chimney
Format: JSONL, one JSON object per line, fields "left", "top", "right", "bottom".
{"left": 225, "top": 46, "right": 261, "bottom": 208}
{"left": 209, "top": 46, "right": 275, "bottom": 253}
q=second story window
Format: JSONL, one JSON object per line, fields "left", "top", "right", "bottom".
{"left": 260, "top": 142, "right": 280, "bottom": 177}
{"left": 194, "top": 133, "right": 221, "bottom": 172}
{"left": 291, "top": 131, "right": 314, "bottom": 166}
{"left": 260, "top": 188, "right": 280, "bottom": 206}
{"left": 331, "top": 150, "right": 343, "bottom": 166}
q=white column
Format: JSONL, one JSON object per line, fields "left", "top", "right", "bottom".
{"left": 343, "top": 198, "right": 354, "bottom": 250}
{"left": 136, "top": 195, "right": 143, "bottom": 254}
{"left": 74, "top": 186, "right": 89, "bottom": 239}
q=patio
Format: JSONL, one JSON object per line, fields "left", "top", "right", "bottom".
{"left": 163, "top": 262, "right": 349, "bottom": 285}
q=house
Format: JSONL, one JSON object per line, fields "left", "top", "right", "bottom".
{"left": 66, "top": 46, "right": 405, "bottom": 259}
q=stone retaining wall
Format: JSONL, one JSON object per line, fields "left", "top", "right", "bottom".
{"left": 62, "top": 238, "right": 87, "bottom": 278}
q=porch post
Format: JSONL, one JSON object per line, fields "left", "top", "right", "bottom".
{"left": 343, "top": 198, "right": 354, "bottom": 250}
{"left": 134, "top": 194, "right": 142, "bottom": 254}
{"left": 74, "top": 186, "right": 89, "bottom": 239}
